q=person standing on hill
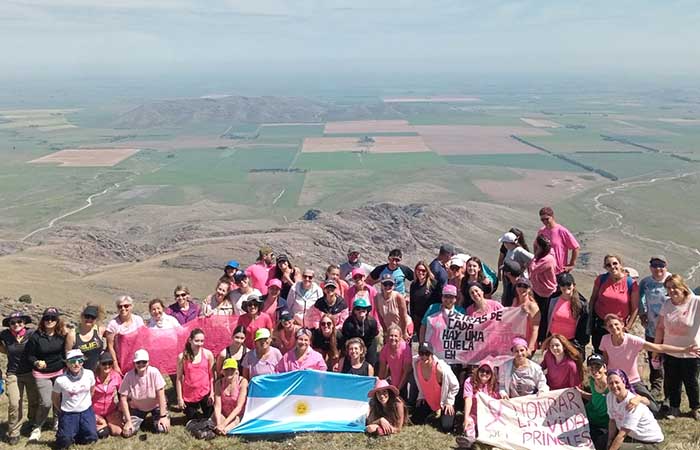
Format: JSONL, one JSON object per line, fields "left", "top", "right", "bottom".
{"left": 536, "top": 206, "right": 580, "bottom": 274}
{"left": 339, "top": 247, "right": 374, "bottom": 285}
{"left": 246, "top": 246, "right": 275, "bottom": 296}
{"left": 638, "top": 255, "right": 671, "bottom": 399}
{"left": 429, "top": 244, "right": 455, "bottom": 295}
{"left": 368, "top": 249, "right": 414, "bottom": 296}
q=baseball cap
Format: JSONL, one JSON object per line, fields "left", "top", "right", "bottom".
{"left": 442, "top": 285, "right": 458, "bottom": 297}
{"left": 82, "top": 305, "right": 99, "bottom": 317}
{"left": 225, "top": 260, "right": 240, "bottom": 269}
{"left": 42, "top": 307, "right": 60, "bottom": 319}
{"left": 222, "top": 358, "right": 238, "bottom": 370}
{"left": 347, "top": 247, "right": 360, "bottom": 254}
{"left": 99, "top": 352, "right": 114, "bottom": 364}
{"left": 649, "top": 255, "right": 667, "bottom": 264}
{"left": 502, "top": 259, "right": 522, "bottom": 276}
{"left": 276, "top": 254, "right": 290, "bottom": 263}
{"left": 448, "top": 256, "right": 464, "bottom": 268}
{"left": 353, "top": 298, "right": 371, "bottom": 310}
{"left": 587, "top": 353, "right": 606, "bottom": 367}
{"left": 279, "top": 311, "right": 293, "bottom": 322}
{"left": 233, "top": 271, "right": 248, "bottom": 283}
{"left": 324, "top": 278, "right": 338, "bottom": 289}
{"left": 515, "top": 276, "right": 531, "bottom": 287}
{"left": 65, "top": 349, "right": 84, "bottom": 361}
{"left": 351, "top": 268, "right": 366, "bottom": 279}
{"left": 133, "top": 349, "right": 150, "bottom": 363}
{"left": 267, "top": 278, "right": 283, "bottom": 289}
{"left": 418, "top": 342, "right": 434, "bottom": 355}
{"left": 255, "top": 328, "right": 271, "bottom": 341}
{"left": 499, "top": 232, "right": 518, "bottom": 244}
{"left": 380, "top": 273, "right": 395, "bottom": 285}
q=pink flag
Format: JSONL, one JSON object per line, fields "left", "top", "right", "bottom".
{"left": 116, "top": 315, "right": 241, "bottom": 374}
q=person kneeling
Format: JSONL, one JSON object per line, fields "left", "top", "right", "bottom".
{"left": 51, "top": 350, "right": 98, "bottom": 450}
{"left": 213, "top": 358, "right": 248, "bottom": 435}
{"left": 365, "top": 379, "right": 406, "bottom": 436}
{"left": 118, "top": 349, "right": 170, "bottom": 437}
{"left": 411, "top": 342, "right": 459, "bottom": 432}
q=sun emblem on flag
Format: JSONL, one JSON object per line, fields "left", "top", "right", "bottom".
{"left": 294, "top": 400, "right": 310, "bottom": 416}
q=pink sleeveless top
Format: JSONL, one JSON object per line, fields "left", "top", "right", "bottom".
{"left": 417, "top": 360, "right": 441, "bottom": 411}
{"left": 182, "top": 353, "right": 211, "bottom": 403}
{"left": 220, "top": 377, "right": 244, "bottom": 417}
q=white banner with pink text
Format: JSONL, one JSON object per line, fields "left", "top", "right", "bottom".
{"left": 476, "top": 388, "right": 594, "bottom": 450}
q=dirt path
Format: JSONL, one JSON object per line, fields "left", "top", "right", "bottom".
{"left": 586, "top": 170, "right": 700, "bottom": 281}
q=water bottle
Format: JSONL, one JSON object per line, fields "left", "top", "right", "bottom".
{"left": 0, "top": 378, "right": 5, "bottom": 395}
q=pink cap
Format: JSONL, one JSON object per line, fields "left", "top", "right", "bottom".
{"left": 442, "top": 284, "right": 458, "bottom": 296}
{"left": 351, "top": 268, "right": 366, "bottom": 279}
{"left": 267, "top": 278, "right": 282, "bottom": 289}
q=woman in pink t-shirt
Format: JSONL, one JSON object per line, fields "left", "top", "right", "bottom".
{"left": 465, "top": 283, "right": 503, "bottom": 318}
{"left": 540, "top": 334, "right": 582, "bottom": 390}
{"left": 601, "top": 313, "right": 698, "bottom": 415}
{"left": 379, "top": 325, "right": 413, "bottom": 395}
{"left": 545, "top": 272, "right": 589, "bottom": 351}
{"left": 276, "top": 328, "right": 327, "bottom": 372}
{"left": 589, "top": 254, "right": 639, "bottom": 352}
{"left": 528, "top": 235, "right": 557, "bottom": 309}
{"left": 93, "top": 352, "right": 123, "bottom": 438}
{"left": 176, "top": 328, "right": 215, "bottom": 421}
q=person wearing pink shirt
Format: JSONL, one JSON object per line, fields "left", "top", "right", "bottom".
{"left": 378, "top": 325, "right": 413, "bottom": 397}
{"left": 344, "top": 268, "right": 379, "bottom": 322}
{"left": 545, "top": 272, "right": 590, "bottom": 352}
{"left": 536, "top": 206, "right": 579, "bottom": 274}
{"left": 276, "top": 328, "right": 327, "bottom": 373}
{"left": 601, "top": 313, "right": 698, "bottom": 415}
{"left": 465, "top": 283, "right": 503, "bottom": 317}
{"left": 529, "top": 235, "right": 557, "bottom": 325}
{"left": 540, "top": 334, "right": 582, "bottom": 390}
{"left": 457, "top": 358, "right": 500, "bottom": 448}
{"left": 92, "top": 352, "right": 123, "bottom": 438}
{"left": 236, "top": 296, "right": 274, "bottom": 350}
{"left": 245, "top": 246, "right": 275, "bottom": 296}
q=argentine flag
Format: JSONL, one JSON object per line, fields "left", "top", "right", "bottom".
{"left": 231, "top": 370, "right": 375, "bottom": 434}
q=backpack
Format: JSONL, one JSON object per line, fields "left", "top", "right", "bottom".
{"left": 598, "top": 272, "right": 634, "bottom": 292}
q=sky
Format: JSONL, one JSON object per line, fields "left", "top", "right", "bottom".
{"left": 2, "top": 0, "right": 700, "bottom": 81}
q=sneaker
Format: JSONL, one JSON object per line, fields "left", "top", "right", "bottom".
{"left": 53, "top": 419, "right": 59, "bottom": 432}
{"left": 28, "top": 428, "right": 41, "bottom": 442}
{"left": 8, "top": 436, "right": 20, "bottom": 445}
{"left": 665, "top": 407, "right": 681, "bottom": 419}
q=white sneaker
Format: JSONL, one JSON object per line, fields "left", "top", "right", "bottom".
{"left": 28, "top": 428, "right": 41, "bottom": 442}
{"left": 666, "top": 407, "right": 681, "bottom": 419}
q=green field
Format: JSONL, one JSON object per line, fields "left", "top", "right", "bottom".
{"left": 446, "top": 153, "right": 585, "bottom": 172}
{"left": 567, "top": 152, "right": 690, "bottom": 179}
{"left": 293, "top": 151, "right": 446, "bottom": 171}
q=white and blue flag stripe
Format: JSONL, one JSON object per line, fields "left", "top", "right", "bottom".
{"left": 231, "top": 370, "right": 375, "bottom": 434}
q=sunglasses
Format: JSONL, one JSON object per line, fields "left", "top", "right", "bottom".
{"left": 118, "top": 304, "right": 131, "bottom": 309}
{"left": 303, "top": 275, "right": 314, "bottom": 280}
{"left": 83, "top": 314, "right": 97, "bottom": 320}
{"left": 515, "top": 283, "right": 530, "bottom": 289}
{"left": 324, "top": 285, "right": 336, "bottom": 290}
{"left": 559, "top": 283, "right": 573, "bottom": 288}
{"left": 478, "top": 367, "right": 492, "bottom": 374}
{"left": 43, "top": 316, "right": 58, "bottom": 322}
{"left": 382, "top": 282, "right": 394, "bottom": 287}
{"left": 320, "top": 322, "right": 333, "bottom": 327}
{"left": 650, "top": 262, "right": 666, "bottom": 269}
{"left": 604, "top": 262, "right": 620, "bottom": 268}
{"left": 101, "top": 361, "right": 113, "bottom": 367}
{"left": 9, "top": 319, "right": 23, "bottom": 326}
{"left": 415, "top": 268, "right": 427, "bottom": 273}
{"left": 67, "top": 358, "right": 84, "bottom": 365}
{"left": 175, "top": 292, "right": 188, "bottom": 297}
{"left": 418, "top": 351, "right": 432, "bottom": 356}
{"left": 134, "top": 360, "right": 148, "bottom": 366}
{"left": 353, "top": 307, "right": 369, "bottom": 312}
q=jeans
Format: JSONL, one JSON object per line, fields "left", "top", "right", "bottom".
{"left": 631, "top": 382, "right": 658, "bottom": 414}
{"left": 411, "top": 401, "right": 455, "bottom": 432}
{"left": 5, "top": 372, "right": 39, "bottom": 438}
{"left": 56, "top": 405, "right": 98, "bottom": 449}
{"left": 644, "top": 335, "right": 664, "bottom": 396}
{"left": 34, "top": 376, "right": 58, "bottom": 429}
{"left": 591, "top": 317, "right": 607, "bottom": 354}
{"left": 589, "top": 423, "right": 608, "bottom": 450}
{"left": 663, "top": 355, "right": 700, "bottom": 409}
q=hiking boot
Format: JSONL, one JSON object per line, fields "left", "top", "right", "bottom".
{"left": 28, "top": 428, "right": 41, "bottom": 442}
{"left": 665, "top": 407, "right": 681, "bottom": 419}
{"left": 693, "top": 409, "right": 700, "bottom": 421}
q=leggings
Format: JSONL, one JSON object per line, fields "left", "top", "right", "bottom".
{"left": 411, "top": 401, "right": 455, "bottom": 432}
{"left": 34, "top": 376, "right": 59, "bottom": 429}
{"left": 185, "top": 396, "right": 214, "bottom": 421}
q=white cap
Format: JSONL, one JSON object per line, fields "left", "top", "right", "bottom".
{"left": 66, "top": 349, "right": 84, "bottom": 360}
{"left": 499, "top": 232, "right": 518, "bottom": 244}
{"left": 455, "top": 253, "right": 470, "bottom": 263}
{"left": 448, "top": 256, "right": 465, "bottom": 268}
{"left": 133, "top": 349, "right": 150, "bottom": 363}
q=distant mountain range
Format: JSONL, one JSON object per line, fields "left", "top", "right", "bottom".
{"left": 112, "top": 96, "right": 451, "bottom": 128}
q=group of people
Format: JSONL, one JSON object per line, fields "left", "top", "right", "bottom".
{"left": 1, "top": 207, "right": 699, "bottom": 450}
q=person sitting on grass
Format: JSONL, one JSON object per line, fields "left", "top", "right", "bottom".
{"left": 499, "top": 337, "right": 548, "bottom": 399}
{"left": 606, "top": 369, "right": 664, "bottom": 450}
{"left": 213, "top": 358, "right": 248, "bottom": 435}
{"left": 411, "top": 342, "right": 459, "bottom": 433}
{"left": 276, "top": 328, "right": 328, "bottom": 372}
{"left": 456, "top": 358, "right": 500, "bottom": 449}
{"left": 51, "top": 349, "right": 97, "bottom": 450}
{"left": 119, "top": 349, "right": 170, "bottom": 437}
{"left": 92, "top": 352, "right": 122, "bottom": 438}
{"left": 365, "top": 379, "right": 406, "bottom": 436}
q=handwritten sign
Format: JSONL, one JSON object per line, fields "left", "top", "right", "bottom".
{"left": 476, "top": 388, "right": 594, "bottom": 450}
{"left": 424, "top": 307, "right": 527, "bottom": 364}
